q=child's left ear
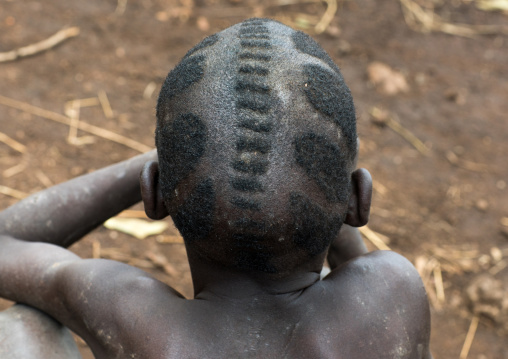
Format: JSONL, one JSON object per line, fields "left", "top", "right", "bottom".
{"left": 344, "top": 168, "right": 372, "bottom": 227}
{"left": 140, "top": 161, "right": 169, "bottom": 220}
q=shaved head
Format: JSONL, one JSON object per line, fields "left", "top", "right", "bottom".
{"left": 156, "top": 18, "right": 357, "bottom": 273}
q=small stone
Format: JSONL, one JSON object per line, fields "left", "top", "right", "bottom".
{"left": 466, "top": 274, "right": 505, "bottom": 323}
{"left": 115, "top": 47, "right": 125, "bottom": 58}
{"left": 197, "top": 16, "right": 210, "bottom": 32}
{"left": 370, "top": 107, "right": 390, "bottom": 127}
{"left": 444, "top": 88, "right": 466, "bottom": 105}
{"left": 490, "top": 247, "right": 503, "bottom": 263}
{"left": 337, "top": 39, "right": 351, "bottom": 55}
{"left": 414, "top": 72, "right": 426, "bottom": 86}
{"left": 325, "top": 25, "right": 341, "bottom": 38}
{"left": 156, "top": 11, "right": 169, "bottom": 22}
{"left": 367, "top": 62, "right": 409, "bottom": 96}
{"left": 475, "top": 199, "right": 489, "bottom": 211}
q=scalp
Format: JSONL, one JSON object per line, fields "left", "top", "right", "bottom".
{"left": 156, "top": 18, "right": 357, "bottom": 273}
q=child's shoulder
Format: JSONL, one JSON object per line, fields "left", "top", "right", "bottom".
{"left": 328, "top": 250, "right": 423, "bottom": 287}
{"left": 327, "top": 250, "right": 429, "bottom": 310}
{"left": 315, "top": 251, "right": 431, "bottom": 358}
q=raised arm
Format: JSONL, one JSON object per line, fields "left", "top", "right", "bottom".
{"left": 0, "top": 150, "right": 156, "bottom": 248}
{"left": 326, "top": 224, "right": 368, "bottom": 269}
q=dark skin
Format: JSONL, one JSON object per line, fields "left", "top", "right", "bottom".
{"left": 0, "top": 149, "right": 432, "bottom": 359}
{"left": 0, "top": 304, "right": 82, "bottom": 359}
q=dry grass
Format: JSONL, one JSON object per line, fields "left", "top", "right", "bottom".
{"left": 400, "top": 0, "right": 508, "bottom": 37}
{"left": 0, "top": 27, "right": 80, "bottom": 62}
{"left": 0, "top": 95, "right": 151, "bottom": 153}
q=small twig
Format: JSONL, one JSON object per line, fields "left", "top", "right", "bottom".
{"left": 145, "top": 251, "right": 179, "bottom": 276}
{"left": 459, "top": 315, "right": 479, "bottom": 359}
{"left": 400, "top": 0, "right": 508, "bottom": 37}
{"left": 116, "top": 210, "right": 148, "bottom": 218}
{"left": 143, "top": 82, "right": 157, "bottom": 100}
{"left": 92, "top": 240, "right": 101, "bottom": 259}
{"left": 446, "top": 151, "right": 491, "bottom": 173}
{"left": 269, "top": 0, "right": 319, "bottom": 6}
{"left": 0, "top": 132, "right": 27, "bottom": 154}
{"left": 156, "top": 235, "right": 185, "bottom": 244}
{"left": 2, "top": 162, "right": 27, "bottom": 178}
{"left": 475, "top": 0, "right": 508, "bottom": 12}
{"left": 371, "top": 107, "right": 430, "bottom": 156}
{"left": 372, "top": 180, "right": 388, "bottom": 195}
{"left": 489, "top": 259, "right": 507, "bottom": 275}
{"left": 115, "top": 0, "right": 128, "bottom": 15}
{"left": 433, "top": 262, "right": 445, "bottom": 303}
{"left": 0, "top": 185, "right": 28, "bottom": 199}
{"left": 117, "top": 210, "right": 149, "bottom": 218}
{"left": 35, "top": 170, "right": 53, "bottom": 188}
{"left": 98, "top": 90, "right": 115, "bottom": 119}
{"left": 65, "top": 98, "right": 99, "bottom": 146}
{"left": 386, "top": 117, "right": 431, "bottom": 156}
{"left": 315, "top": 0, "right": 338, "bottom": 34}
{"left": 0, "top": 27, "right": 80, "bottom": 63}
{"left": 0, "top": 95, "right": 151, "bottom": 153}
{"left": 359, "top": 226, "right": 391, "bottom": 251}
{"left": 67, "top": 97, "right": 100, "bottom": 108}
{"left": 415, "top": 256, "right": 441, "bottom": 309}
{"left": 65, "top": 100, "right": 80, "bottom": 144}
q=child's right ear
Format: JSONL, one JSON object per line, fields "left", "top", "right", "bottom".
{"left": 140, "top": 161, "right": 170, "bottom": 220}
{"left": 344, "top": 168, "right": 372, "bottom": 227}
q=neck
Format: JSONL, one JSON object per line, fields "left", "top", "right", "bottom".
{"left": 187, "top": 250, "right": 323, "bottom": 302}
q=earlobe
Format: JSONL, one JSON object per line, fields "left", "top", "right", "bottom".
{"left": 344, "top": 168, "right": 372, "bottom": 227}
{"left": 140, "top": 161, "right": 169, "bottom": 220}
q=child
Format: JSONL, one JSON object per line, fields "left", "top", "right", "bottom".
{"left": 0, "top": 18, "right": 432, "bottom": 358}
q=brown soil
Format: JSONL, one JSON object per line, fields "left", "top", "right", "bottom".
{"left": 1, "top": 1, "right": 507, "bottom": 358}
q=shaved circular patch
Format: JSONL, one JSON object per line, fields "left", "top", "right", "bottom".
{"left": 290, "top": 192, "right": 343, "bottom": 256}
{"left": 174, "top": 178, "right": 215, "bottom": 243}
{"left": 294, "top": 132, "right": 350, "bottom": 203}
{"left": 156, "top": 55, "right": 206, "bottom": 121}
{"left": 302, "top": 64, "right": 357, "bottom": 155}
{"left": 156, "top": 113, "right": 207, "bottom": 199}
{"left": 184, "top": 34, "right": 219, "bottom": 58}
{"left": 292, "top": 30, "right": 339, "bottom": 73}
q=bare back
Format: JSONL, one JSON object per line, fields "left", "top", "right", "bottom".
{"left": 50, "top": 251, "right": 430, "bottom": 359}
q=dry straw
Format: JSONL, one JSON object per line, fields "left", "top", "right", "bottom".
{"left": 0, "top": 27, "right": 80, "bottom": 62}
{"left": 0, "top": 95, "right": 151, "bottom": 153}
{"left": 400, "top": 0, "right": 508, "bottom": 37}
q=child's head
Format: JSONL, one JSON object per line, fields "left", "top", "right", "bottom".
{"left": 152, "top": 18, "right": 361, "bottom": 275}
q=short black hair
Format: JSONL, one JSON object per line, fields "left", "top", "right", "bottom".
{"left": 155, "top": 18, "right": 357, "bottom": 273}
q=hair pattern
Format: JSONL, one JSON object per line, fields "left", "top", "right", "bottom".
{"left": 230, "top": 19, "right": 276, "bottom": 271}
{"left": 155, "top": 18, "right": 357, "bottom": 272}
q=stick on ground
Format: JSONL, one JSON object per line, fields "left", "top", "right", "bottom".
{"left": 2, "top": 162, "right": 27, "bottom": 178}
{"left": 370, "top": 107, "right": 431, "bottom": 156}
{"left": 0, "top": 132, "right": 27, "bottom": 154}
{"left": 359, "top": 226, "right": 391, "bottom": 251}
{"left": 459, "top": 315, "right": 479, "bottom": 359}
{"left": 0, "top": 95, "right": 151, "bottom": 153}
{"left": 0, "top": 27, "right": 80, "bottom": 63}
{"left": 446, "top": 151, "right": 491, "bottom": 173}
{"left": 400, "top": 0, "right": 508, "bottom": 37}
{"left": 315, "top": 0, "right": 338, "bottom": 34}
{"left": 0, "top": 185, "right": 28, "bottom": 200}
{"left": 98, "top": 90, "right": 115, "bottom": 119}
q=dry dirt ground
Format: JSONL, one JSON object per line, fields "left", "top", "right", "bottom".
{"left": 1, "top": 0, "right": 507, "bottom": 358}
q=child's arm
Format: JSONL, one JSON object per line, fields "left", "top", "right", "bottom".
{"left": 0, "top": 304, "right": 82, "bottom": 359}
{"left": 327, "top": 224, "right": 368, "bottom": 269}
{"left": 0, "top": 150, "right": 156, "bottom": 248}
{"left": 0, "top": 233, "right": 182, "bottom": 357}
